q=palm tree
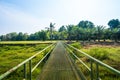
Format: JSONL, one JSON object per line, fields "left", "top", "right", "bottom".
{"left": 50, "top": 22, "right": 55, "bottom": 40}
{"left": 72, "top": 26, "right": 80, "bottom": 41}
{"left": 96, "top": 25, "right": 105, "bottom": 42}
{"left": 111, "top": 28, "right": 119, "bottom": 42}
{"left": 102, "top": 28, "right": 111, "bottom": 42}
{"left": 78, "top": 28, "right": 85, "bottom": 42}
{"left": 66, "top": 25, "right": 73, "bottom": 40}
{"left": 87, "top": 28, "right": 96, "bottom": 42}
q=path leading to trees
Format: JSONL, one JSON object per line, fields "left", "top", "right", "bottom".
{"left": 37, "top": 42, "right": 81, "bottom": 80}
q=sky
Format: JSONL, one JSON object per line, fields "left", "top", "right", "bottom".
{"left": 0, "top": 0, "right": 120, "bottom": 35}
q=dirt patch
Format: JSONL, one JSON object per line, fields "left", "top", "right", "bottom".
{"left": 81, "top": 41, "right": 120, "bottom": 49}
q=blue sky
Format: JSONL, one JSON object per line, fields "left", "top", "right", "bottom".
{"left": 0, "top": 0, "right": 120, "bottom": 35}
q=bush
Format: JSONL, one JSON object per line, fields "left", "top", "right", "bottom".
{"left": 86, "top": 48, "right": 109, "bottom": 60}
{"left": 71, "top": 42, "right": 82, "bottom": 49}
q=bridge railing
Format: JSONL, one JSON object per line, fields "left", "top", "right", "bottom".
{"left": 65, "top": 43, "right": 120, "bottom": 80}
{"left": 0, "top": 43, "right": 56, "bottom": 80}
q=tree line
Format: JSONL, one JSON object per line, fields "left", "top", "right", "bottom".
{"left": 0, "top": 19, "right": 120, "bottom": 42}
{"left": 0, "top": 31, "right": 48, "bottom": 41}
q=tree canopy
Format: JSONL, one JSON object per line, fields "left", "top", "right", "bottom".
{"left": 0, "top": 19, "right": 120, "bottom": 42}
{"left": 108, "top": 19, "right": 120, "bottom": 29}
{"left": 78, "top": 20, "right": 94, "bottom": 28}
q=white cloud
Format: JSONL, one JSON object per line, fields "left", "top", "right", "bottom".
{"left": 0, "top": 3, "right": 52, "bottom": 34}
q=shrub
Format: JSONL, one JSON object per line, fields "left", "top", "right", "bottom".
{"left": 87, "top": 48, "right": 109, "bottom": 60}
{"left": 71, "top": 42, "right": 82, "bottom": 49}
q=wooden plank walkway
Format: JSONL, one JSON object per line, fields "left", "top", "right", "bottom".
{"left": 37, "top": 42, "right": 81, "bottom": 80}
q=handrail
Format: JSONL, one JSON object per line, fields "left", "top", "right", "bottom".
{"left": 67, "top": 47, "right": 91, "bottom": 71}
{"left": 0, "top": 43, "right": 55, "bottom": 80}
{"left": 65, "top": 43, "right": 120, "bottom": 80}
{"left": 66, "top": 43, "right": 120, "bottom": 75}
{"left": 32, "top": 48, "right": 53, "bottom": 72}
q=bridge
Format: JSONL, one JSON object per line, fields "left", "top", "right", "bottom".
{"left": 37, "top": 42, "right": 81, "bottom": 80}
{"left": 0, "top": 42, "right": 120, "bottom": 80}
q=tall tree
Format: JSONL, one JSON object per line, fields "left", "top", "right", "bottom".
{"left": 58, "top": 26, "right": 67, "bottom": 40}
{"left": 85, "top": 28, "right": 96, "bottom": 42}
{"left": 10, "top": 32, "right": 18, "bottom": 41}
{"left": 28, "top": 34, "right": 36, "bottom": 40}
{"left": 58, "top": 25, "right": 66, "bottom": 32}
{"left": 0, "top": 35, "right": 7, "bottom": 41}
{"left": 50, "top": 22, "right": 55, "bottom": 40}
{"left": 66, "top": 25, "right": 74, "bottom": 40}
{"left": 111, "top": 28, "right": 119, "bottom": 42}
{"left": 16, "top": 32, "right": 24, "bottom": 41}
{"left": 23, "top": 33, "right": 28, "bottom": 41}
{"left": 103, "top": 29, "right": 111, "bottom": 42}
{"left": 108, "top": 19, "right": 120, "bottom": 29}
{"left": 40, "top": 30, "right": 47, "bottom": 41}
{"left": 72, "top": 26, "right": 80, "bottom": 41}
{"left": 96, "top": 25, "right": 105, "bottom": 42}
{"left": 78, "top": 20, "right": 94, "bottom": 28}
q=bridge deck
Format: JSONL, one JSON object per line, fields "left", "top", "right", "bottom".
{"left": 37, "top": 42, "right": 81, "bottom": 80}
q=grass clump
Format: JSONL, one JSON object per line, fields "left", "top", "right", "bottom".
{"left": 69, "top": 42, "right": 120, "bottom": 80}
{"left": 71, "top": 42, "right": 82, "bottom": 49}
{"left": 82, "top": 48, "right": 109, "bottom": 60}
{"left": 0, "top": 43, "right": 51, "bottom": 80}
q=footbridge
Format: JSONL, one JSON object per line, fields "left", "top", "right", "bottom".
{"left": 0, "top": 42, "right": 120, "bottom": 80}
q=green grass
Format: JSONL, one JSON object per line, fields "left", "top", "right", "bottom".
{"left": 0, "top": 42, "right": 52, "bottom": 80}
{"left": 69, "top": 42, "right": 120, "bottom": 80}
{"left": 81, "top": 46, "right": 120, "bottom": 66}
{"left": 71, "top": 42, "right": 82, "bottom": 49}
{"left": 0, "top": 41, "right": 56, "bottom": 44}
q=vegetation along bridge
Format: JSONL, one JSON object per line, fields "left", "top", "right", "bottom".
{"left": 0, "top": 42, "right": 120, "bottom": 80}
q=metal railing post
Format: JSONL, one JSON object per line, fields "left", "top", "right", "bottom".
{"left": 24, "top": 63, "right": 27, "bottom": 80}
{"left": 90, "top": 60, "right": 93, "bottom": 80}
{"left": 29, "top": 60, "right": 32, "bottom": 80}
{"left": 96, "top": 63, "right": 99, "bottom": 80}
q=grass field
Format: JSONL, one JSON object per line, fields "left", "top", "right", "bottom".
{"left": 0, "top": 41, "right": 53, "bottom": 80}
{"left": 70, "top": 42, "right": 120, "bottom": 80}
{"left": 1, "top": 41, "right": 120, "bottom": 80}
{"left": 0, "top": 41, "right": 56, "bottom": 44}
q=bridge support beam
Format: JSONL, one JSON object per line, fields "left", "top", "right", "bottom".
{"left": 24, "top": 63, "right": 27, "bottom": 80}
{"left": 29, "top": 60, "right": 32, "bottom": 80}
{"left": 90, "top": 60, "right": 93, "bottom": 80}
